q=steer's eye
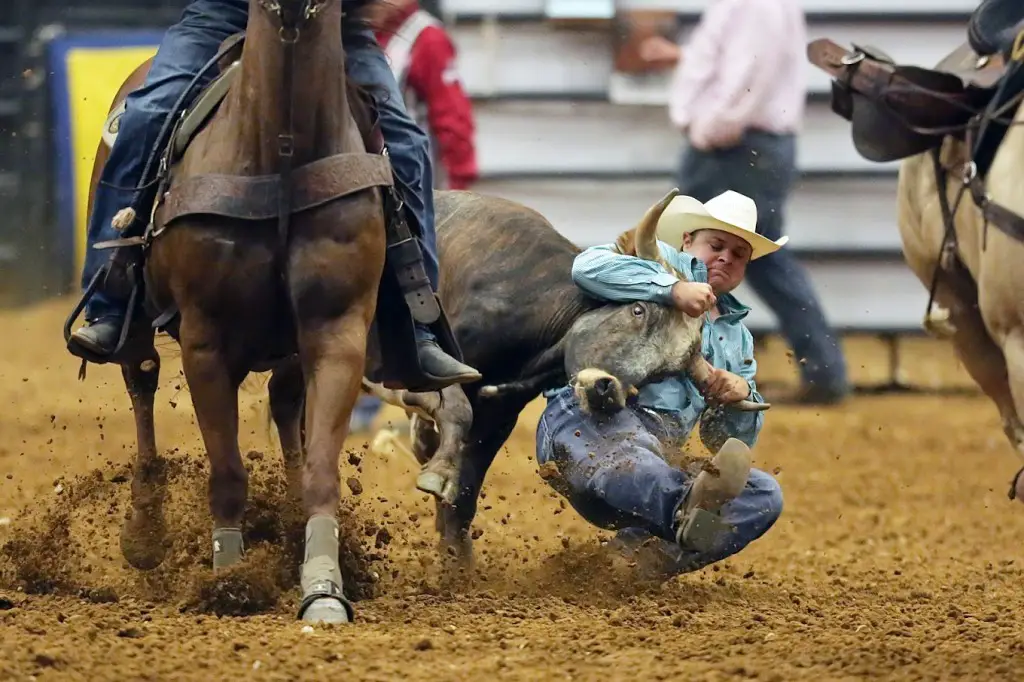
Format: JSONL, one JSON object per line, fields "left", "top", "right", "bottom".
{"left": 631, "top": 303, "right": 645, "bottom": 317}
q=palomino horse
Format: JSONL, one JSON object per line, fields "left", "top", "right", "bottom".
{"left": 74, "top": 0, "right": 395, "bottom": 624}
{"left": 807, "top": 2, "right": 1024, "bottom": 502}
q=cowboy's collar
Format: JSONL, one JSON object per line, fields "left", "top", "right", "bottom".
{"left": 686, "top": 255, "right": 751, "bottom": 322}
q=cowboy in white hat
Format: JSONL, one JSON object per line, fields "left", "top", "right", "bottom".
{"left": 535, "top": 189, "right": 783, "bottom": 579}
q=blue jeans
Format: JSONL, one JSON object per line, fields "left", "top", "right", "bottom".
{"left": 82, "top": 0, "right": 440, "bottom": 324}
{"left": 678, "top": 131, "right": 848, "bottom": 395}
{"left": 349, "top": 394, "right": 382, "bottom": 432}
{"left": 536, "top": 387, "right": 781, "bottom": 575}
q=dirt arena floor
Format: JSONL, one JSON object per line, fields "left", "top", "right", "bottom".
{"left": 2, "top": 297, "right": 1023, "bottom": 681}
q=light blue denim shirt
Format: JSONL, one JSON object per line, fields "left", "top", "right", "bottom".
{"left": 557, "top": 239, "right": 765, "bottom": 447}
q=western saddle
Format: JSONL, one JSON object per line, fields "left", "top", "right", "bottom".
{"left": 807, "top": 0, "right": 1024, "bottom": 169}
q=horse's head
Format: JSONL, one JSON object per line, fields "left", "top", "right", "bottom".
{"left": 258, "top": 0, "right": 335, "bottom": 35}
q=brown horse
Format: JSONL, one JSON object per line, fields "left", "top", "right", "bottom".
{"left": 81, "top": 0, "right": 392, "bottom": 624}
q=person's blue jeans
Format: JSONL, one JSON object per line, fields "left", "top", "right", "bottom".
{"left": 82, "top": 1, "right": 440, "bottom": 334}
{"left": 349, "top": 394, "right": 383, "bottom": 433}
{"left": 536, "top": 387, "right": 782, "bottom": 575}
{"left": 677, "top": 131, "right": 849, "bottom": 395}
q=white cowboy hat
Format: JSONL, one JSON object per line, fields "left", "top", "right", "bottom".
{"left": 655, "top": 190, "right": 788, "bottom": 261}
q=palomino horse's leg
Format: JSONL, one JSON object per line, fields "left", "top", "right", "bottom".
{"left": 293, "top": 310, "right": 368, "bottom": 624}
{"left": 119, "top": 339, "right": 170, "bottom": 570}
{"left": 934, "top": 279, "right": 1024, "bottom": 502}
{"left": 268, "top": 358, "right": 305, "bottom": 504}
{"left": 998, "top": 327, "right": 1024, "bottom": 501}
{"left": 179, "top": 322, "right": 248, "bottom": 570}
{"left": 929, "top": 276, "right": 1024, "bottom": 477}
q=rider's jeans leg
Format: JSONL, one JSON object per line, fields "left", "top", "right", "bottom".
{"left": 345, "top": 31, "right": 440, "bottom": 345}
{"left": 82, "top": 0, "right": 248, "bottom": 321}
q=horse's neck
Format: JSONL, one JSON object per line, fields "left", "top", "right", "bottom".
{"left": 231, "top": 4, "right": 353, "bottom": 174}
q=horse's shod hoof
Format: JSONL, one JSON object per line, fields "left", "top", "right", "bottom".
{"left": 120, "top": 511, "right": 168, "bottom": 570}
{"left": 299, "top": 597, "right": 352, "bottom": 624}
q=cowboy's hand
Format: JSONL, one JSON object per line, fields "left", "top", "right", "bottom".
{"left": 702, "top": 367, "right": 751, "bottom": 405}
{"left": 671, "top": 281, "right": 717, "bottom": 317}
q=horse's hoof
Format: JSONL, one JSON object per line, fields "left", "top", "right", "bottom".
{"left": 299, "top": 597, "right": 352, "bottom": 624}
{"left": 1014, "top": 471, "right": 1024, "bottom": 503}
{"left": 120, "top": 511, "right": 168, "bottom": 570}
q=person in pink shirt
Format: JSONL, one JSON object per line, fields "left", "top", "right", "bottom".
{"left": 640, "top": 0, "right": 849, "bottom": 405}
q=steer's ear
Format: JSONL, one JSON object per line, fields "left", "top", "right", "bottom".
{"left": 613, "top": 228, "right": 638, "bottom": 257}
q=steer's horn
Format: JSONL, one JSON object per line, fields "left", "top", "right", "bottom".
{"left": 634, "top": 188, "right": 681, "bottom": 267}
{"left": 687, "top": 354, "right": 770, "bottom": 412}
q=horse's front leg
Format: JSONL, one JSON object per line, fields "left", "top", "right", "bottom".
{"left": 179, "top": 319, "right": 248, "bottom": 570}
{"left": 293, "top": 307, "right": 369, "bottom": 625}
{"left": 119, "top": 340, "right": 170, "bottom": 570}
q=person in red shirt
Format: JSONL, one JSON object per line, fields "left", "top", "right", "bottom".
{"left": 369, "top": 0, "right": 478, "bottom": 190}
{"left": 352, "top": 0, "right": 480, "bottom": 433}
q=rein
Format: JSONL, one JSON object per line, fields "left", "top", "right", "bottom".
{"left": 256, "top": 0, "right": 337, "bottom": 268}
{"left": 924, "top": 41, "right": 1024, "bottom": 327}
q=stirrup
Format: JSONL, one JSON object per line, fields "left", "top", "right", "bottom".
{"left": 64, "top": 269, "right": 143, "bottom": 366}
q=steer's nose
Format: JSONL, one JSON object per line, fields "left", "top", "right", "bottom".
{"left": 594, "top": 377, "right": 614, "bottom": 397}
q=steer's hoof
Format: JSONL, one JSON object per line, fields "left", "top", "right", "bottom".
{"left": 417, "top": 471, "right": 458, "bottom": 505}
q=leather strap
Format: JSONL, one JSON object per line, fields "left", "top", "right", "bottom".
{"left": 382, "top": 184, "right": 441, "bottom": 325}
{"left": 152, "top": 152, "right": 394, "bottom": 226}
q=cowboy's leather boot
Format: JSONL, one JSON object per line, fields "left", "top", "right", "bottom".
{"left": 70, "top": 317, "right": 124, "bottom": 357}
{"left": 415, "top": 338, "right": 481, "bottom": 386}
{"left": 674, "top": 438, "right": 752, "bottom": 553}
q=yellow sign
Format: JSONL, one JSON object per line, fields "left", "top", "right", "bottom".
{"left": 49, "top": 33, "right": 160, "bottom": 280}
